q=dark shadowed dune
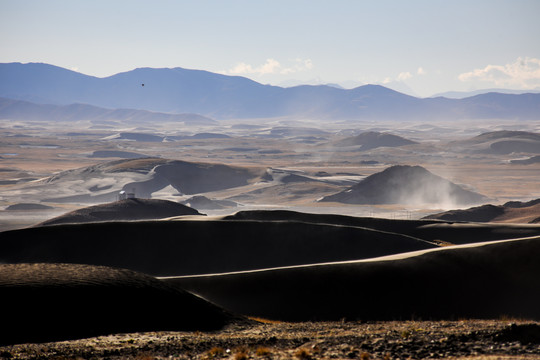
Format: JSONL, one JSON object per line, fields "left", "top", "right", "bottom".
{"left": 424, "top": 199, "right": 540, "bottom": 224}
{"left": 490, "top": 140, "right": 540, "bottom": 154}
{"left": 280, "top": 173, "right": 323, "bottom": 184}
{"left": 191, "top": 132, "right": 231, "bottom": 139}
{"left": 505, "top": 198, "right": 540, "bottom": 208}
{"left": 224, "top": 210, "right": 540, "bottom": 244}
{"left": 37, "top": 198, "right": 203, "bottom": 226}
{"left": 333, "top": 131, "right": 417, "bottom": 150}
{"left": 452, "top": 130, "right": 540, "bottom": 148}
{"left": 164, "top": 237, "right": 540, "bottom": 322}
{"left": 107, "top": 132, "right": 164, "bottom": 142}
{"left": 89, "top": 150, "right": 149, "bottom": 158}
{"left": 423, "top": 204, "right": 506, "bottom": 222}
{"left": 467, "top": 131, "right": 540, "bottom": 144}
{"left": 5, "top": 203, "right": 54, "bottom": 210}
{"left": 320, "top": 165, "right": 487, "bottom": 206}
{"left": 450, "top": 130, "right": 540, "bottom": 154}
{"left": 0, "top": 219, "right": 438, "bottom": 276}
{"left": 510, "top": 155, "right": 540, "bottom": 164}
{"left": 0, "top": 263, "right": 245, "bottom": 345}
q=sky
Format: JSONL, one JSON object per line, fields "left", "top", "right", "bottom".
{"left": 1, "top": 0, "right": 540, "bottom": 97}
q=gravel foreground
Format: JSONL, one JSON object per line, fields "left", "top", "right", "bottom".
{"left": 1, "top": 320, "right": 539, "bottom": 359}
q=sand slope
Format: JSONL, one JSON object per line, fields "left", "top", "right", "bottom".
{"left": 164, "top": 236, "right": 540, "bottom": 321}
{"left": 0, "top": 263, "right": 243, "bottom": 345}
{"left": 333, "top": 131, "right": 417, "bottom": 150}
{"left": 224, "top": 210, "right": 540, "bottom": 244}
{"left": 0, "top": 219, "right": 438, "bottom": 276}
{"left": 320, "top": 165, "right": 487, "bottom": 206}
{"left": 449, "top": 130, "right": 540, "bottom": 154}
{"left": 28, "top": 158, "right": 266, "bottom": 203}
{"left": 424, "top": 199, "right": 540, "bottom": 224}
{"left": 37, "top": 198, "right": 203, "bottom": 226}
{"left": 180, "top": 195, "right": 237, "bottom": 210}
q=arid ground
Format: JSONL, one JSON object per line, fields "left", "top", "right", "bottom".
{"left": 2, "top": 320, "right": 540, "bottom": 359}
{"left": 1, "top": 118, "right": 539, "bottom": 229}
{"left": 1, "top": 118, "right": 539, "bottom": 359}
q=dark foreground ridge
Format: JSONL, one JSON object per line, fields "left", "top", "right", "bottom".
{"left": 1, "top": 209, "right": 540, "bottom": 350}
{"left": 166, "top": 237, "right": 540, "bottom": 322}
{"left": 0, "top": 263, "right": 246, "bottom": 345}
{"left": 0, "top": 218, "right": 438, "bottom": 276}
{"left": 224, "top": 209, "right": 540, "bottom": 244}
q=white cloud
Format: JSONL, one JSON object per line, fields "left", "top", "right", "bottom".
{"left": 397, "top": 71, "right": 413, "bottom": 81}
{"left": 417, "top": 67, "right": 426, "bottom": 75}
{"left": 382, "top": 69, "right": 419, "bottom": 84}
{"left": 225, "top": 58, "right": 313, "bottom": 76}
{"left": 458, "top": 57, "right": 540, "bottom": 88}
{"left": 227, "top": 58, "right": 281, "bottom": 75}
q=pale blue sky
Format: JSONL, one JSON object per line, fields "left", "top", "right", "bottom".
{"left": 1, "top": 0, "right": 539, "bottom": 96}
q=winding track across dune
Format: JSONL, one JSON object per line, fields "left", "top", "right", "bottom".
{"left": 225, "top": 210, "right": 540, "bottom": 244}
{"left": 162, "top": 236, "right": 540, "bottom": 322}
{"left": 0, "top": 218, "right": 438, "bottom": 276}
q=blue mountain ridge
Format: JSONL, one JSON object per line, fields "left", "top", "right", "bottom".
{"left": 1, "top": 62, "right": 539, "bottom": 121}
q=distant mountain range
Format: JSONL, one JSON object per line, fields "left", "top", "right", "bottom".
{"left": 1, "top": 62, "right": 539, "bottom": 121}
{"left": 0, "top": 97, "right": 216, "bottom": 125}
{"left": 431, "top": 88, "right": 540, "bottom": 99}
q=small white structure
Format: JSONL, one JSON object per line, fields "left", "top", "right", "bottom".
{"left": 118, "top": 188, "right": 136, "bottom": 200}
{"left": 118, "top": 191, "right": 127, "bottom": 200}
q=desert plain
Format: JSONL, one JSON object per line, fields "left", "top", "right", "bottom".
{"left": 1, "top": 115, "right": 540, "bottom": 359}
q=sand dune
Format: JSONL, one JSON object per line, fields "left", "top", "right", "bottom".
{"left": 0, "top": 263, "right": 244, "bottom": 345}
{"left": 5, "top": 203, "right": 54, "bottom": 210}
{"left": 3, "top": 209, "right": 539, "bottom": 278}
{"left": 26, "top": 158, "right": 267, "bottom": 203}
{"left": 164, "top": 236, "right": 540, "bottom": 321}
{"left": 224, "top": 209, "right": 540, "bottom": 244}
{"left": 424, "top": 198, "right": 540, "bottom": 224}
{"left": 103, "top": 132, "right": 165, "bottom": 142}
{"left": 89, "top": 150, "right": 149, "bottom": 159}
{"left": 320, "top": 165, "right": 487, "bottom": 206}
{"left": 180, "top": 195, "right": 237, "bottom": 210}
{"left": 449, "top": 130, "right": 540, "bottom": 154}
{"left": 37, "top": 198, "right": 204, "bottom": 226}
{"left": 333, "top": 131, "right": 417, "bottom": 150}
{"left": 108, "top": 159, "right": 266, "bottom": 198}
{"left": 0, "top": 218, "right": 438, "bottom": 276}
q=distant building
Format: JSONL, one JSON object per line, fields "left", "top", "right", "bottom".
{"left": 118, "top": 191, "right": 127, "bottom": 200}
{"left": 118, "top": 188, "right": 136, "bottom": 200}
